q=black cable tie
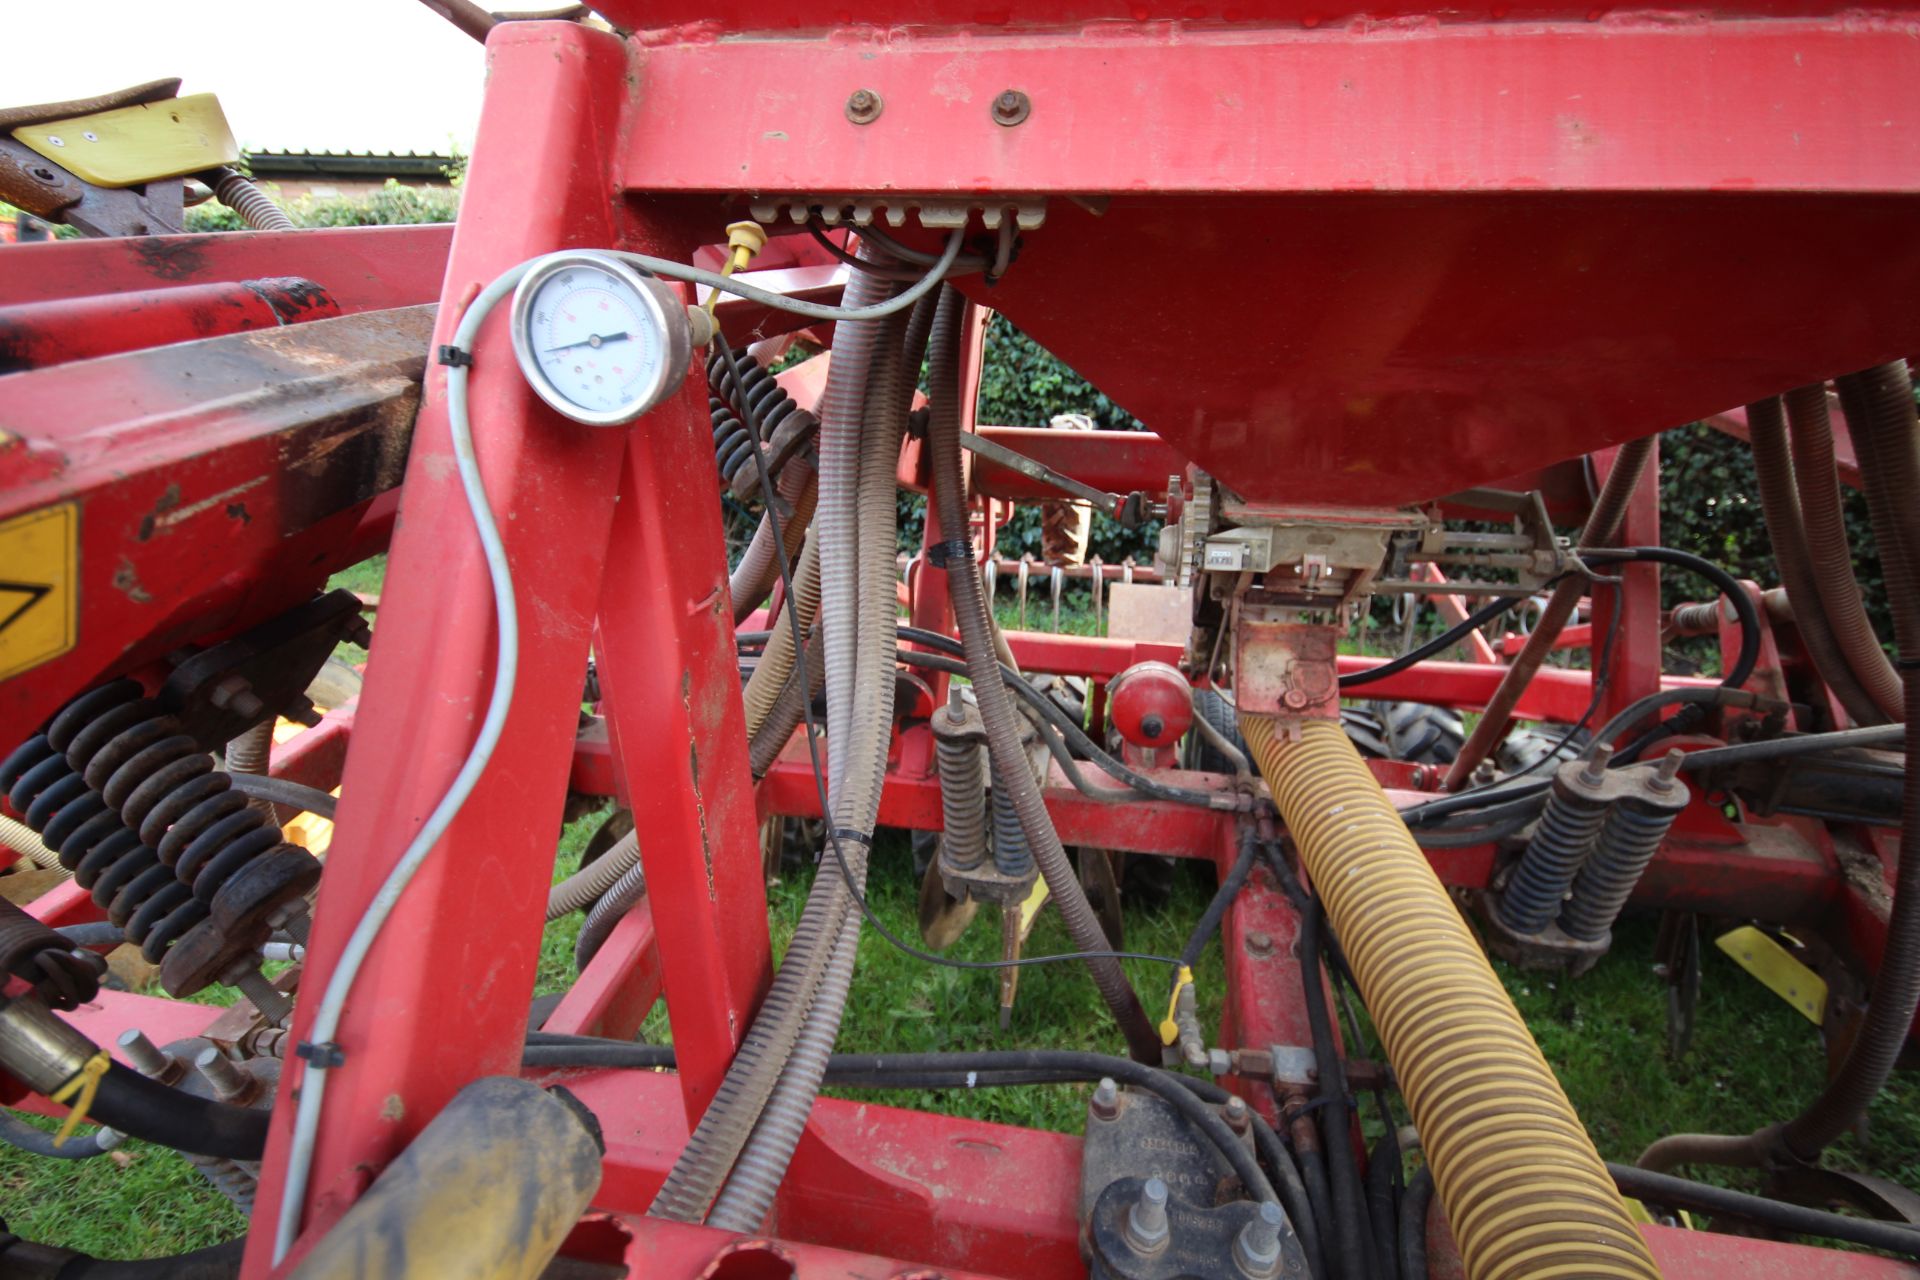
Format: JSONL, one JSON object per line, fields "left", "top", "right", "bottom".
{"left": 829, "top": 827, "right": 875, "bottom": 849}
{"left": 296, "top": 1041, "right": 346, "bottom": 1069}
{"left": 925, "top": 539, "right": 971, "bottom": 570}
{"left": 436, "top": 344, "right": 473, "bottom": 368}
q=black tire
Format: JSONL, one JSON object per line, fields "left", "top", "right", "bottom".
{"left": 1375, "top": 700, "right": 1465, "bottom": 765}
{"left": 1341, "top": 706, "right": 1392, "bottom": 759}
{"left": 1497, "top": 725, "right": 1592, "bottom": 776}
{"left": 1184, "top": 687, "right": 1244, "bottom": 773}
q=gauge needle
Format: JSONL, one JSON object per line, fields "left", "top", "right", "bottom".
{"left": 543, "top": 331, "right": 630, "bottom": 354}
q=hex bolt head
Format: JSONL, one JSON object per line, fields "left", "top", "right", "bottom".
{"left": 1224, "top": 1094, "right": 1252, "bottom": 1133}
{"left": 845, "top": 88, "right": 883, "bottom": 125}
{"left": 991, "top": 89, "right": 1031, "bottom": 126}
{"left": 1234, "top": 1201, "right": 1286, "bottom": 1277}
{"left": 1090, "top": 1076, "right": 1121, "bottom": 1120}
{"left": 1125, "top": 1177, "right": 1171, "bottom": 1253}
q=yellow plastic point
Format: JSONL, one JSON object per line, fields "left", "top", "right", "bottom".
{"left": 1160, "top": 964, "right": 1194, "bottom": 1046}
{"left": 1715, "top": 925, "right": 1827, "bottom": 1024}
{"left": 705, "top": 220, "right": 768, "bottom": 316}
{"left": 49, "top": 1050, "right": 111, "bottom": 1147}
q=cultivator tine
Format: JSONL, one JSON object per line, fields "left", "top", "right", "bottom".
{"left": 1018, "top": 556, "right": 1031, "bottom": 629}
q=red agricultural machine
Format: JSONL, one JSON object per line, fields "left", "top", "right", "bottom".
{"left": 1, "top": 3, "right": 1919, "bottom": 1276}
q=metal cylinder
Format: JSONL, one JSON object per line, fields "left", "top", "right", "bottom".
{"left": 1562, "top": 754, "right": 1690, "bottom": 942}
{"left": 933, "top": 694, "right": 989, "bottom": 871}
{"left": 1497, "top": 743, "right": 1614, "bottom": 935}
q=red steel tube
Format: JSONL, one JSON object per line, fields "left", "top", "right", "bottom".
{"left": 0, "top": 278, "right": 340, "bottom": 374}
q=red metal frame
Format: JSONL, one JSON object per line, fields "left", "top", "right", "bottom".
{"left": 2, "top": 5, "right": 1917, "bottom": 1278}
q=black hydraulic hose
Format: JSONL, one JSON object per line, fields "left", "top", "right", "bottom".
{"left": 1179, "top": 829, "right": 1260, "bottom": 972}
{"left": 1587, "top": 546, "right": 1760, "bottom": 691}
{"left": 924, "top": 285, "right": 1159, "bottom": 1062}
{"left": 1607, "top": 1163, "right": 1920, "bottom": 1258}
{"left": 1366, "top": 1131, "right": 1402, "bottom": 1280}
{"left": 1294, "top": 1140, "right": 1338, "bottom": 1277}
{"left": 45, "top": 1238, "right": 247, "bottom": 1279}
{"left": 1339, "top": 594, "right": 1527, "bottom": 689}
{"left": 0, "top": 1108, "right": 115, "bottom": 1159}
{"left": 1301, "top": 903, "right": 1375, "bottom": 1280}
{"left": 87, "top": 1062, "right": 267, "bottom": 1161}
{"left": 1398, "top": 1166, "right": 1433, "bottom": 1280}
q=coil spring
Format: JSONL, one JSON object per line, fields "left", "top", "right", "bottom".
{"left": 1561, "top": 764, "right": 1688, "bottom": 942}
{"left": 0, "top": 896, "right": 101, "bottom": 1011}
{"left": 1668, "top": 600, "right": 1722, "bottom": 638}
{"left": 989, "top": 774, "right": 1034, "bottom": 879}
{"left": 934, "top": 711, "right": 988, "bottom": 871}
{"left": 708, "top": 347, "right": 804, "bottom": 490}
{"left": 0, "top": 732, "right": 206, "bottom": 961}
{"left": 1498, "top": 759, "right": 1611, "bottom": 935}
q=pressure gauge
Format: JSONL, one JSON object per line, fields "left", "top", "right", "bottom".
{"left": 508, "top": 251, "right": 693, "bottom": 427}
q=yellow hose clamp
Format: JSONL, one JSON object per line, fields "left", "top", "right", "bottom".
{"left": 50, "top": 1049, "right": 111, "bottom": 1147}
{"left": 1160, "top": 964, "right": 1194, "bottom": 1046}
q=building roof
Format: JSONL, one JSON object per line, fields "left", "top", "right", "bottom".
{"left": 243, "top": 149, "right": 454, "bottom": 179}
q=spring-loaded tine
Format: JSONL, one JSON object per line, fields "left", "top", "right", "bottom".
{"left": 1051, "top": 565, "right": 1064, "bottom": 633}
{"left": 1017, "top": 557, "right": 1030, "bottom": 630}
{"left": 985, "top": 557, "right": 997, "bottom": 603}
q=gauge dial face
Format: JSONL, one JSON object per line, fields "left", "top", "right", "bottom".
{"left": 510, "top": 253, "right": 687, "bottom": 426}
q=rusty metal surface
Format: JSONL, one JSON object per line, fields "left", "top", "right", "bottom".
{"left": 0, "top": 304, "right": 432, "bottom": 733}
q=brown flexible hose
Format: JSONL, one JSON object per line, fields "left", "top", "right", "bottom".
{"left": 1445, "top": 436, "right": 1654, "bottom": 789}
{"left": 1786, "top": 385, "right": 1901, "bottom": 722}
{"left": 730, "top": 463, "right": 818, "bottom": 627}
{"left": 1747, "top": 396, "right": 1884, "bottom": 727}
{"left": 741, "top": 533, "right": 822, "bottom": 743}
{"left": 925, "top": 285, "right": 1160, "bottom": 1062}
{"left": 1642, "top": 363, "right": 1920, "bottom": 1173}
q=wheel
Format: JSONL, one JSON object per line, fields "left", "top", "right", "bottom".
{"left": 1375, "top": 700, "right": 1465, "bottom": 765}
{"left": 1497, "top": 725, "right": 1592, "bottom": 776}
{"left": 1341, "top": 705, "right": 1391, "bottom": 759}
{"left": 304, "top": 656, "right": 364, "bottom": 711}
{"left": 1184, "top": 687, "right": 1244, "bottom": 772}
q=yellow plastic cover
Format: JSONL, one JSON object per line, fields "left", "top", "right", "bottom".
{"left": 12, "top": 92, "right": 238, "bottom": 187}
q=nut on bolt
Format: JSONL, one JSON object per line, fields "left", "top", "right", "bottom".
{"left": 1234, "top": 1201, "right": 1287, "bottom": 1277}
{"left": 991, "top": 89, "right": 1031, "bottom": 126}
{"left": 1090, "top": 1076, "right": 1121, "bottom": 1120}
{"left": 845, "top": 88, "right": 884, "bottom": 125}
{"left": 1125, "top": 1177, "right": 1171, "bottom": 1253}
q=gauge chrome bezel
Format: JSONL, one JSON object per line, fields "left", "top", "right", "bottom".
{"left": 507, "top": 251, "right": 691, "bottom": 428}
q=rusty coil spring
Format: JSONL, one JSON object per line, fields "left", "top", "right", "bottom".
{"left": 1498, "top": 759, "right": 1612, "bottom": 935}
{"left": 48, "top": 680, "right": 312, "bottom": 913}
{"left": 0, "top": 896, "right": 102, "bottom": 1011}
{"left": 709, "top": 347, "right": 806, "bottom": 490}
{"left": 989, "top": 775, "right": 1034, "bottom": 879}
{"left": 934, "top": 716, "right": 988, "bottom": 870}
{"left": 0, "top": 732, "right": 207, "bottom": 961}
{"left": 1562, "top": 766, "right": 1689, "bottom": 943}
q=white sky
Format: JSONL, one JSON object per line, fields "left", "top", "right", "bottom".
{"left": 3, "top": 1, "right": 487, "bottom": 155}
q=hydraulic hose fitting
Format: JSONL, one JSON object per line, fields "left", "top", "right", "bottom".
{"left": 1495, "top": 741, "right": 1614, "bottom": 935}
{"left": 933, "top": 689, "right": 990, "bottom": 871}
{"left": 1561, "top": 751, "right": 1690, "bottom": 943}
{"left": 1240, "top": 709, "right": 1661, "bottom": 1280}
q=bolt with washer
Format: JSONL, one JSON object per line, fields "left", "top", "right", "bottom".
{"left": 1234, "top": 1201, "right": 1287, "bottom": 1277}
{"left": 1090, "top": 1076, "right": 1121, "bottom": 1120}
{"left": 845, "top": 88, "right": 884, "bottom": 125}
{"left": 991, "top": 89, "right": 1031, "bottom": 126}
{"left": 1125, "top": 1177, "right": 1171, "bottom": 1254}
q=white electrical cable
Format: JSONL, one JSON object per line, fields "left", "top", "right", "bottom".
{"left": 272, "top": 260, "right": 531, "bottom": 1262}
{"left": 270, "top": 228, "right": 971, "bottom": 1260}
{"left": 620, "top": 225, "right": 966, "bottom": 324}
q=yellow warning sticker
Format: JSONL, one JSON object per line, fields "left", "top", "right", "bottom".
{"left": 0, "top": 504, "right": 78, "bottom": 682}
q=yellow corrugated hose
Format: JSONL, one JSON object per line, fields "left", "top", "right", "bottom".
{"left": 1242, "top": 714, "right": 1661, "bottom": 1280}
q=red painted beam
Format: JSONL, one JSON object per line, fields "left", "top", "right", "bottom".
{"left": 542, "top": 906, "right": 663, "bottom": 1042}
{"left": 0, "top": 224, "right": 451, "bottom": 313}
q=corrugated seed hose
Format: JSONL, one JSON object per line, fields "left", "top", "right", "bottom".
{"left": 1241, "top": 714, "right": 1661, "bottom": 1280}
